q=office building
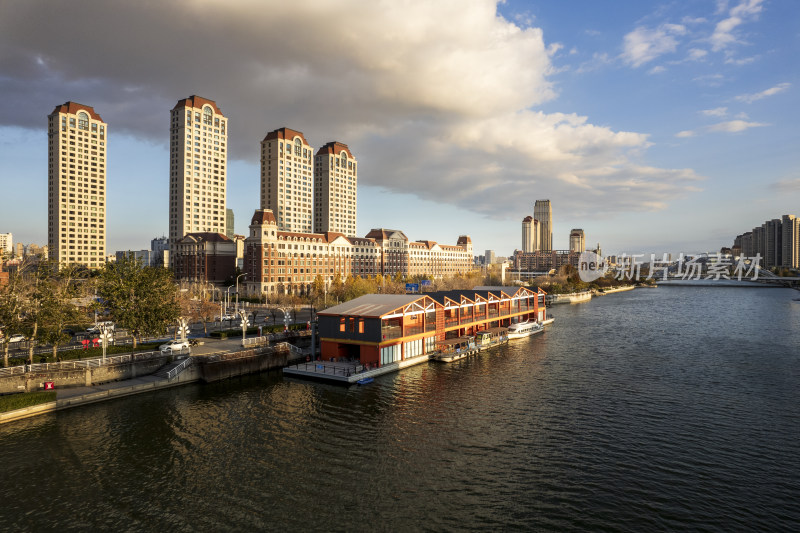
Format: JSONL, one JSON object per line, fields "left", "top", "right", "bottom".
{"left": 534, "top": 199, "right": 552, "bottom": 252}
{"left": 151, "top": 236, "right": 170, "bottom": 267}
{"left": 47, "top": 102, "right": 107, "bottom": 268}
{"left": 174, "top": 232, "right": 236, "bottom": 284}
{"left": 521, "top": 217, "right": 541, "bottom": 253}
{"left": 260, "top": 127, "right": 314, "bottom": 233}
{"left": 314, "top": 141, "right": 358, "bottom": 235}
{"left": 0, "top": 233, "right": 11, "bottom": 257}
{"left": 225, "top": 209, "right": 235, "bottom": 239}
{"left": 569, "top": 229, "right": 585, "bottom": 253}
{"left": 782, "top": 215, "right": 799, "bottom": 268}
{"left": 168, "top": 95, "right": 228, "bottom": 265}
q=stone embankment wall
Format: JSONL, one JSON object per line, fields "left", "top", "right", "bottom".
{"left": 0, "top": 356, "right": 170, "bottom": 395}
{"left": 199, "top": 347, "right": 290, "bottom": 383}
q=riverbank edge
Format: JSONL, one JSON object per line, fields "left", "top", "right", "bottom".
{"left": 0, "top": 345, "right": 302, "bottom": 426}
{"left": 0, "top": 373, "right": 200, "bottom": 425}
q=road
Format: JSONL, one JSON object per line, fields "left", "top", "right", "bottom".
{"left": 2, "top": 305, "right": 317, "bottom": 358}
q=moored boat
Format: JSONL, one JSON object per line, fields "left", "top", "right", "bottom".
{"left": 506, "top": 321, "right": 544, "bottom": 340}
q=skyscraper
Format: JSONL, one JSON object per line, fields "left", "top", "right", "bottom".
{"left": 314, "top": 141, "right": 357, "bottom": 235}
{"left": 168, "top": 95, "right": 228, "bottom": 264}
{"left": 534, "top": 199, "right": 552, "bottom": 252}
{"left": 782, "top": 214, "right": 799, "bottom": 268}
{"left": 48, "top": 102, "right": 107, "bottom": 268}
{"left": 260, "top": 128, "right": 314, "bottom": 233}
{"left": 569, "top": 229, "right": 585, "bottom": 253}
{"left": 226, "top": 208, "right": 235, "bottom": 239}
{"left": 521, "top": 216, "right": 541, "bottom": 252}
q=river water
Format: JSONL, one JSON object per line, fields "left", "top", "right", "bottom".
{"left": 1, "top": 286, "right": 799, "bottom": 532}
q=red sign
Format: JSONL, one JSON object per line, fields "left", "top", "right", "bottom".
{"left": 44, "top": 381, "right": 55, "bottom": 390}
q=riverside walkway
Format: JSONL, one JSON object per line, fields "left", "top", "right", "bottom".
{"left": 1, "top": 334, "right": 308, "bottom": 425}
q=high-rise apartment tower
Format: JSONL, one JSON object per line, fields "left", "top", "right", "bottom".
{"left": 521, "top": 216, "right": 541, "bottom": 252}
{"left": 534, "top": 199, "right": 552, "bottom": 252}
{"left": 260, "top": 128, "right": 314, "bottom": 233}
{"left": 569, "top": 228, "right": 585, "bottom": 253}
{"left": 47, "top": 102, "right": 107, "bottom": 268}
{"left": 314, "top": 141, "right": 357, "bottom": 235}
{"left": 169, "top": 96, "right": 228, "bottom": 263}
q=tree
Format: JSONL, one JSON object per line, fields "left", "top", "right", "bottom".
{"left": 37, "top": 263, "right": 91, "bottom": 361}
{"left": 0, "top": 263, "right": 28, "bottom": 367}
{"left": 97, "top": 255, "right": 180, "bottom": 351}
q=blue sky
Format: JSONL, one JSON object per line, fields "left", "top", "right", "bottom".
{"left": 0, "top": 0, "right": 797, "bottom": 258}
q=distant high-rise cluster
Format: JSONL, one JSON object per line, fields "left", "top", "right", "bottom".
{"left": 732, "top": 214, "right": 800, "bottom": 269}
{"left": 47, "top": 102, "right": 107, "bottom": 268}
{"left": 37, "top": 95, "right": 476, "bottom": 291}
{"left": 521, "top": 199, "right": 553, "bottom": 253}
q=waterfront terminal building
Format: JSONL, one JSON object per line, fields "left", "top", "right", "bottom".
{"left": 317, "top": 287, "right": 546, "bottom": 367}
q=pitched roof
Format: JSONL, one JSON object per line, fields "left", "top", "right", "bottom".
{"left": 318, "top": 294, "right": 424, "bottom": 318}
{"left": 364, "top": 228, "right": 408, "bottom": 241}
{"left": 172, "top": 95, "right": 223, "bottom": 116}
{"left": 315, "top": 141, "right": 354, "bottom": 159}
{"left": 179, "top": 232, "right": 232, "bottom": 244}
{"left": 50, "top": 102, "right": 103, "bottom": 121}
{"left": 263, "top": 127, "right": 310, "bottom": 146}
{"left": 250, "top": 209, "right": 277, "bottom": 226}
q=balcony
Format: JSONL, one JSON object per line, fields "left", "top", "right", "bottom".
{"left": 404, "top": 325, "right": 424, "bottom": 336}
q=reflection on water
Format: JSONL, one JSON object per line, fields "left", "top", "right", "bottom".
{"left": 1, "top": 287, "right": 799, "bottom": 531}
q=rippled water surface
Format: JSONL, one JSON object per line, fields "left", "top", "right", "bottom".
{"left": 1, "top": 287, "right": 799, "bottom": 531}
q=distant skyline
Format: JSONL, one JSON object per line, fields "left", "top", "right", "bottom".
{"left": 1, "top": 0, "right": 798, "bottom": 258}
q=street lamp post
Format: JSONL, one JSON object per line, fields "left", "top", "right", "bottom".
{"left": 225, "top": 285, "right": 235, "bottom": 313}
{"left": 235, "top": 273, "right": 247, "bottom": 314}
{"left": 98, "top": 323, "right": 111, "bottom": 364}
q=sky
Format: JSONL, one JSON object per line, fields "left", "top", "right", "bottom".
{"left": 0, "top": 0, "right": 798, "bottom": 258}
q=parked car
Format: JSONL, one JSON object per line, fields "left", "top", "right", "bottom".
{"left": 86, "top": 321, "right": 115, "bottom": 334}
{"left": 159, "top": 339, "right": 190, "bottom": 352}
{"left": 7, "top": 334, "right": 25, "bottom": 343}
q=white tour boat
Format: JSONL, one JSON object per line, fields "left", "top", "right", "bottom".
{"left": 506, "top": 321, "right": 544, "bottom": 340}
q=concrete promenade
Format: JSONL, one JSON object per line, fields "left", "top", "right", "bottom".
{"left": 1, "top": 334, "right": 305, "bottom": 425}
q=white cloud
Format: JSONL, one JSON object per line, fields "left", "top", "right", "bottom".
{"left": 692, "top": 73, "right": 725, "bottom": 87}
{"left": 547, "top": 42, "right": 564, "bottom": 57}
{"left": 687, "top": 48, "right": 708, "bottom": 61}
{"left": 0, "top": 0, "right": 704, "bottom": 221}
{"left": 676, "top": 130, "right": 696, "bottom": 138}
{"left": 648, "top": 65, "right": 666, "bottom": 74}
{"left": 710, "top": 0, "right": 764, "bottom": 52}
{"left": 725, "top": 55, "right": 758, "bottom": 65}
{"left": 707, "top": 120, "right": 767, "bottom": 132}
{"left": 735, "top": 82, "right": 791, "bottom": 103}
{"left": 682, "top": 16, "right": 708, "bottom": 24}
{"left": 622, "top": 24, "right": 687, "bottom": 67}
{"left": 575, "top": 52, "right": 613, "bottom": 74}
{"left": 701, "top": 107, "right": 728, "bottom": 117}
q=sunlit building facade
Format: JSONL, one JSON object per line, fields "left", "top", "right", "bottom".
{"left": 47, "top": 102, "right": 107, "bottom": 268}
{"left": 260, "top": 128, "right": 314, "bottom": 233}
{"left": 314, "top": 141, "right": 357, "bottom": 236}
{"left": 168, "top": 96, "right": 228, "bottom": 265}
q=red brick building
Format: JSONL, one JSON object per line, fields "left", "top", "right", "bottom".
{"left": 175, "top": 232, "right": 236, "bottom": 283}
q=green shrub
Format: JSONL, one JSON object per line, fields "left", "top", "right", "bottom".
{"left": 0, "top": 390, "right": 57, "bottom": 413}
